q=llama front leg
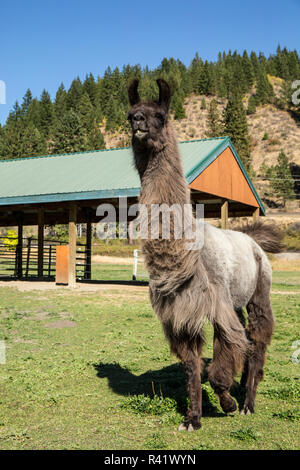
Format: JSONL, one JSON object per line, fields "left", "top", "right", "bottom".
{"left": 171, "top": 339, "right": 203, "bottom": 431}
{"left": 163, "top": 323, "right": 204, "bottom": 430}
{"left": 179, "top": 351, "right": 203, "bottom": 431}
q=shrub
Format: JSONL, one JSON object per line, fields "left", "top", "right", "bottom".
{"left": 230, "top": 427, "right": 260, "bottom": 441}
{"left": 3, "top": 229, "right": 18, "bottom": 251}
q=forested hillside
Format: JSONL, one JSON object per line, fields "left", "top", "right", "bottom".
{"left": 0, "top": 46, "right": 299, "bottom": 206}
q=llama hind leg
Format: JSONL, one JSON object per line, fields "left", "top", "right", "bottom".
{"left": 208, "top": 326, "right": 246, "bottom": 414}
{"left": 240, "top": 295, "right": 274, "bottom": 415}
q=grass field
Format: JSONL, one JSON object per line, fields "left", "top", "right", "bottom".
{"left": 91, "top": 262, "right": 148, "bottom": 282}
{"left": 0, "top": 268, "right": 299, "bottom": 450}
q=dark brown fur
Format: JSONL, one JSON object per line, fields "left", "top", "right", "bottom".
{"left": 234, "top": 220, "right": 284, "bottom": 253}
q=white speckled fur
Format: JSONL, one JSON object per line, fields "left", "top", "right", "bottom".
{"left": 201, "top": 222, "right": 272, "bottom": 311}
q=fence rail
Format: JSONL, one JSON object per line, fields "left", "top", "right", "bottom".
{"left": 0, "top": 236, "right": 67, "bottom": 279}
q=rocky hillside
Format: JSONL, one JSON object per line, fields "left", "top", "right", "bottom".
{"left": 101, "top": 93, "right": 300, "bottom": 173}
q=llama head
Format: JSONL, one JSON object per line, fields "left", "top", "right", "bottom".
{"left": 127, "top": 79, "right": 171, "bottom": 151}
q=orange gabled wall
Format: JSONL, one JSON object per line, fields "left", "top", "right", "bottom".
{"left": 188, "top": 147, "right": 259, "bottom": 208}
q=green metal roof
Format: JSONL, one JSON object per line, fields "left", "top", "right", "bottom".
{"left": 0, "top": 137, "right": 265, "bottom": 214}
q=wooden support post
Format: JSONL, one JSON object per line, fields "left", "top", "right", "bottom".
{"left": 221, "top": 200, "right": 228, "bottom": 230}
{"left": 25, "top": 237, "right": 32, "bottom": 278}
{"left": 253, "top": 207, "right": 259, "bottom": 223}
{"left": 17, "top": 218, "right": 23, "bottom": 279}
{"left": 48, "top": 245, "right": 52, "bottom": 278}
{"left": 85, "top": 219, "right": 92, "bottom": 280}
{"left": 68, "top": 203, "right": 77, "bottom": 287}
{"left": 38, "top": 208, "right": 44, "bottom": 278}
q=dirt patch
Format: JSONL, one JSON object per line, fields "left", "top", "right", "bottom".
{"left": 271, "top": 259, "right": 300, "bottom": 271}
{"left": 13, "top": 338, "right": 37, "bottom": 344}
{"left": 0, "top": 280, "right": 148, "bottom": 293}
{"left": 34, "top": 311, "right": 49, "bottom": 321}
{"left": 271, "top": 291, "right": 299, "bottom": 295}
{"left": 46, "top": 320, "right": 77, "bottom": 329}
{"left": 274, "top": 252, "right": 300, "bottom": 260}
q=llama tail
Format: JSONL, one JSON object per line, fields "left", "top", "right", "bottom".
{"left": 235, "top": 220, "right": 285, "bottom": 253}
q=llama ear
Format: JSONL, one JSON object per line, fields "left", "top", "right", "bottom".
{"left": 157, "top": 79, "right": 171, "bottom": 112}
{"left": 128, "top": 79, "right": 140, "bottom": 106}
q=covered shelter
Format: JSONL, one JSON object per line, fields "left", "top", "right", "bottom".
{"left": 0, "top": 136, "right": 265, "bottom": 285}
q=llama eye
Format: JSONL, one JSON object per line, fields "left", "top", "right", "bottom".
{"left": 155, "top": 112, "right": 165, "bottom": 122}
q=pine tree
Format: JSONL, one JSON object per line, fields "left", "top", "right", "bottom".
{"left": 255, "top": 67, "right": 274, "bottom": 105}
{"left": 198, "top": 61, "right": 209, "bottom": 94}
{"left": 1, "top": 102, "right": 25, "bottom": 158}
{"left": 242, "top": 50, "right": 255, "bottom": 89}
{"left": 78, "top": 92, "right": 94, "bottom": 130}
{"left": 189, "top": 53, "right": 203, "bottom": 93}
{"left": 206, "top": 63, "right": 217, "bottom": 95}
{"left": 250, "top": 51, "right": 260, "bottom": 79}
{"left": 207, "top": 99, "right": 223, "bottom": 137}
{"left": 224, "top": 93, "right": 252, "bottom": 171}
{"left": 27, "top": 98, "right": 41, "bottom": 130}
{"left": 1, "top": 118, "right": 25, "bottom": 159}
{"left": 54, "top": 83, "right": 67, "bottom": 120}
{"left": 50, "top": 110, "right": 87, "bottom": 154}
{"left": 87, "top": 118, "right": 106, "bottom": 150}
{"left": 215, "top": 62, "right": 228, "bottom": 98}
{"left": 21, "top": 89, "right": 33, "bottom": 117}
{"left": 67, "top": 77, "right": 83, "bottom": 111}
{"left": 83, "top": 73, "right": 98, "bottom": 107}
{"left": 20, "top": 124, "right": 46, "bottom": 157}
{"left": 287, "top": 50, "right": 300, "bottom": 81}
{"left": 247, "top": 95, "right": 257, "bottom": 115}
{"left": 172, "top": 90, "right": 186, "bottom": 119}
{"left": 269, "top": 150, "right": 295, "bottom": 201}
{"left": 278, "top": 80, "right": 292, "bottom": 110}
{"left": 105, "top": 96, "right": 123, "bottom": 131}
{"left": 39, "top": 89, "right": 54, "bottom": 136}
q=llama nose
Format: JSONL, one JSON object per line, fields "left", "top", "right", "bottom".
{"left": 134, "top": 112, "right": 145, "bottom": 122}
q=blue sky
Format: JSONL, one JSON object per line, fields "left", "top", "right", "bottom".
{"left": 1, "top": 0, "right": 300, "bottom": 124}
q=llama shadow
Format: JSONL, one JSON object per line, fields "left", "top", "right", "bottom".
{"left": 94, "top": 359, "right": 231, "bottom": 418}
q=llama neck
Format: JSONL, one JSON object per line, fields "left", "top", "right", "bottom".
{"left": 134, "top": 124, "right": 190, "bottom": 207}
{"left": 132, "top": 124, "right": 200, "bottom": 292}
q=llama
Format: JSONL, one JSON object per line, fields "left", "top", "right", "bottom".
{"left": 127, "top": 78, "right": 282, "bottom": 431}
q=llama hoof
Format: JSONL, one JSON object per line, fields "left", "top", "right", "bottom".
{"left": 178, "top": 423, "right": 188, "bottom": 431}
{"left": 220, "top": 394, "right": 237, "bottom": 414}
{"left": 240, "top": 407, "right": 254, "bottom": 415}
{"left": 178, "top": 421, "right": 201, "bottom": 432}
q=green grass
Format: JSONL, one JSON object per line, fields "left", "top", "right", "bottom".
{"left": 91, "top": 263, "right": 148, "bottom": 282}
{"left": 272, "top": 271, "right": 300, "bottom": 292}
{"left": 0, "top": 270, "right": 299, "bottom": 450}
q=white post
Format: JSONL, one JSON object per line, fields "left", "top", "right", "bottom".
{"left": 0, "top": 340, "right": 6, "bottom": 364}
{"left": 133, "top": 249, "right": 139, "bottom": 281}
